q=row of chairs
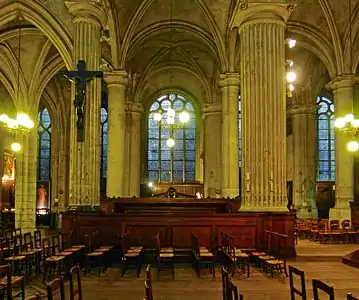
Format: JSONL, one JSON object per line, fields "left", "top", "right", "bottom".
{"left": 289, "top": 265, "right": 358, "bottom": 300}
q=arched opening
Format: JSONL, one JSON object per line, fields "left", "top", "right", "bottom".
{"left": 147, "top": 92, "right": 196, "bottom": 183}
{"left": 100, "top": 92, "right": 108, "bottom": 198}
{"left": 37, "top": 106, "right": 51, "bottom": 211}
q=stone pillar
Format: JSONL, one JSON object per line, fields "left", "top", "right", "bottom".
{"left": 0, "top": 132, "right": 3, "bottom": 208}
{"left": 219, "top": 73, "right": 240, "bottom": 198}
{"left": 326, "top": 76, "right": 355, "bottom": 220}
{"left": 203, "top": 104, "right": 222, "bottom": 197}
{"left": 66, "top": 1, "right": 105, "bottom": 206}
{"left": 290, "top": 102, "right": 318, "bottom": 218}
{"left": 104, "top": 71, "right": 128, "bottom": 197}
{"left": 15, "top": 128, "right": 37, "bottom": 233}
{"left": 237, "top": 3, "right": 293, "bottom": 210}
{"left": 128, "top": 103, "right": 143, "bottom": 197}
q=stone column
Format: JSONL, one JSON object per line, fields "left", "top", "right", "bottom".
{"left": 104, "top": 71, "right": 128, "bottom": 197}
{"left": 0, "top": 132, "right": 4, "bottom": 208}
{"left": 236, "top": 3, "right": 293, "bottom": 210}
{"left": 15, "top": 127, "right": 37, "bottom": 233}
{"left": 66, "top": 1, "right": 105, "bottom": 206}
{"left": 219, "top": 73, "right": 240, "bottom": 198}
{"left": 203, "top": 103, "right": 222, "bottom": 197}
{"left": 326, "top": 76, "right": 355, "bottom": 220}
{"left": 289, "top": 102, "right": 318, "bottom": 218}
{"left": 128, "top": 103, "right": 143, "bottom": 197}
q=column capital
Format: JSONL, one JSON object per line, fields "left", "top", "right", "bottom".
{"left": 104, "top": 70, "right": 128, "bottom": 87}
{"left": 231, "top": 2, "right": 296, "bottom": 29}
{"left": 288, "top": 104, "right": 318, "bottom": 116}
{"left": 127, "top": 102, "right": 143, "bottom": 115}
{"left": 203, "top": 103, "right": 221, "bottom": 117}
{"left": 218, "top": 73, "right": 240, "bottom": 88}
{"left": 65, "top": 0, "right": 106, "bottom": 27}
{"left": 325, "top": 75, "right": 356, "bottom": 91}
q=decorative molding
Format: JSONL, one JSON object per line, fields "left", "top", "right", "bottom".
{"left": 218, "top": 73, "right": 240, "bottom": 88}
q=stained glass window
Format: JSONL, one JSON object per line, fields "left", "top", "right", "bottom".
{"left": 148, "top": 93, "right": 196, "bottom": 182}
{"left": 37, "top": 108, "right": 51, "bottom": 181}
{"left": 100, "top": 107, "right": 108, "bottom": 179}
{"left": 317, "top": 95, "right": 335, "bottom": 181}
{"left": 239, "top": 95, "right": 242, "bottom": 167}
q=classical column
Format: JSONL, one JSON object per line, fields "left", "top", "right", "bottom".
{"left": 128, "top": 103, "right": 143, "bottom": 197}
{"left": 203, "top": 103, "right": 222, "bottom": 197}
{"left": 104, "top": 71, "right": 128, "bottom": 197}
{"left": 15, "top": 128, "right": 37, "bottom": 233}
{"left": 219, "top": 73, "right": 240, "bottom": 198}
{"left": 236, "top": 3, "right": 293, "bottom": 210}
{"left": 326, "top": 76, "right": 355, "bottom": 220}
{"left": 289, "top": 99, "right": 318, "bottom": 218}
{"left": 66, "top": 1, "right": 105, "bottom": 206}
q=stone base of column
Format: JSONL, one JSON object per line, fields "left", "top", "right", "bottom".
{"left": 221, "top": 189, "right": 239, "bottom": 199}
{"left": 329, "top": 207, "right": 351, "bottom": 221}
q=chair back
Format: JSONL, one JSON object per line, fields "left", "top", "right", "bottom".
{"left": 312, "top": 279, "right": 335, "bottom": 300}
{"left": 34, "top": 230, "right": 42, "bottom": 249}
{"left": 46, "top": 276, "right": 65, "bottom": 300}
{"left": 52, "top": 235, "right": 61, "bottom": 253}
{"left": 289, "top": 265, "right": 307, "bottom": 300}
{"left": 221, "top": 266, "right": 243, "bottom": 300}
{"left": 347, "top": 293, "right": 359, "bottom": 300}
{"left": 69, "top": 265, "right": 82, "bottom": 300}
{"left": 0, "top": 264, "right": 12, "bottom": 299}
{"left": 26, "top": 295, "right": 41, "bottom": 300}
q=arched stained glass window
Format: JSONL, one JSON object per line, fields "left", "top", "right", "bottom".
{"left": 37, "top": 108, "right": 51, "bottom": 181}
{"left": 317, "top": 95, "right": 335, "bottom": 181}
{"left": 100, "top": 107, "right": 108, "bottom": 179}
{"left": 148, "top": 93, "right": 196, "bottom": 183}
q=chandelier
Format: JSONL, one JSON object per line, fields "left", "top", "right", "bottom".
{"left": 334, "top": 114, "right": 359, "bottom": 151}
{"left": 0, "top": 26, "right": 34, "bottom": 152}
{"left": 152, "top": 107, "right": 190, "bottom": 147}
{"left": 285, "top": 38, "right": 297, "bottom": 97}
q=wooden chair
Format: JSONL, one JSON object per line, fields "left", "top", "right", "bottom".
{"left": 42, "top": 238, "right": 65, "bottom": 283}
{"left": 190, "top": 232, "right": 215, "bottom": 278}
{"left": 46, "top": 276, "right": 65, "bottom": 300}
{"left": 0, "top": 263, "right": 25, "bottom": 300}
{"left": 69, "top": 265, "right": 82, "bottom": 300}
{"left": 120, "top": 234, "right": 143, "bottom": 277}
{"left": 221, "top": 266, "right": 243, "bottom": 300}
{"left": 264, "top": 233, "right": 288, "bottom": 277}
{"left": 145, "top": 265, "right": 153, "bottom": 300}
{"left": 155, "top": 232, "right": 174, "bottom": 279}
{"left": 84, "top": 232, "right": 105, "bottom": 276}
{"left": 312, "top": 279, "right": 335, "bottom": 300}
{"left": 289, "top": 265, "right": 307, "bottom": 300}
{"left": 26, "top": 295, "right": 41, "bottom": 300}
{"left": 347, "top": 293, "right": 359, "bottom": 300}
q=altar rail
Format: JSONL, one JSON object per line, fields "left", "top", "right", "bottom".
{"left": 61, "top": 211, "right": 296, "bottom": 257}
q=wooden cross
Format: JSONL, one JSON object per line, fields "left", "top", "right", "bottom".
{"left": 60, "top": 60, "right": 103, "bottom": 142}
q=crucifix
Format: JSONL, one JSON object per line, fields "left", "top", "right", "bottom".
{"left": 60, "top": 60, "right": 103, "bottom": 142}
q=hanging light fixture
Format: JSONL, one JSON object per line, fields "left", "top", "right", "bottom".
{"left": 0, "top": 26, "right": 34, "bottom": 141}
{"left": 334, "top": 0, "right": 358, "bottom": 151}
{"left": 285, "top": 38, "right": 297, "bottom": 97}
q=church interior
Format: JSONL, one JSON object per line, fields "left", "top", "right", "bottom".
{"left": 1, "top": 0, "right": 359, "bottom": 299}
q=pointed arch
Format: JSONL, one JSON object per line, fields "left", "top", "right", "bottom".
{"left": 0, "top": 0, "right": 73, "bottom": 70}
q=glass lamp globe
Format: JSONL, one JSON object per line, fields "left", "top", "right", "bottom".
{"left": 179, "top": 111, "right": 190, "bottom": 123}
{"left": 167, "top": 108, "right": 175, "bottom": 117}
{"left": 344, "top": 114, "right": 355, "bottom": 123}
{"left": 286, "top": 71, "right": 296, "bottom": 83}
{"left": 166, "top": 138, "right": 175, "bottom": 147}
{"left": 288, "top": 84, "right": 295, "bottom": 91}
{"left": 352, "top": 119, "right": 359, "bottom": 127}
{"left": 153, "top": 113, "right": 162, "bottom": 122}
{"left": 334, "top": 118, "right": 346, "bottom": 128}
{"left": 348, "top": 141, "right": 359, "bottom": 152}
{"left": 11, "top": 142, "right": 21, "bottom": 152}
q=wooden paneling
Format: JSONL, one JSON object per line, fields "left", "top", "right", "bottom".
{"left": 350, "top": 201, "right": 359, "bottom": 229}
{"left": 62, "top": 211, "right": 296, "bottom": 257}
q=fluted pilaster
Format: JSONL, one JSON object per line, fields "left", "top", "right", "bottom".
{"left": 326, "top": 75, "right": 355, "bottom": 221}
{"left": 104, "top": 71, "right": 128, "bottom": 197}
{"left": 66, "top": 0, "right": 104, "bottom": 206}
{"left": 128, "top": 103, "right": 143, "bottom": 197}
{"left": 203, "top": 103, "right": 222, "bottom": 197}
{"left": 289, "top": 102, "right": 318, "bottom": 217}
{"left": 238, "top": 3, "right": 293, "bottom": 210}
{"left": 219, "top": 73, "right": 240, "bottom": 198}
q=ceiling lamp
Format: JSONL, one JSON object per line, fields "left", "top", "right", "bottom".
{"left": 11, "top": 142, "right": 21, "bottom": 152}
{"left": 166, "top": 138, "right": 175, "bottom": 148}
{"left": 286, "top": 71, "right": 297, "bottom": 83}
{"left": 0, "top": 112, "right": 34, "bottom": 133}
{"left": 286, "top": 38, "right": 296, "bottom": 48}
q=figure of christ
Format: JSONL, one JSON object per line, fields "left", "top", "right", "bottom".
{"left": 60, "top": 60, "right": 103, "bottom": 141}
{"left": 37, "top": 184, "right": 48, "bottom": 209}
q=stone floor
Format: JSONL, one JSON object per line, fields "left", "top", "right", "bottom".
{"left": 28, "top": 240, "right": 359, "bottom": 300}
